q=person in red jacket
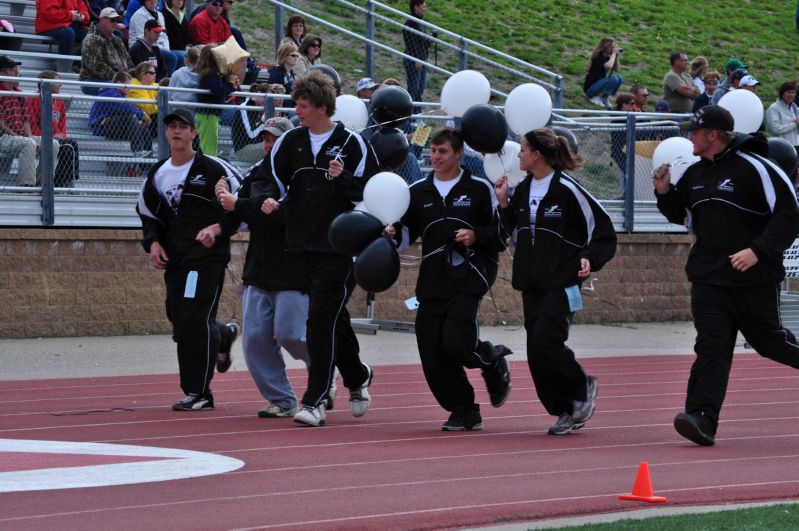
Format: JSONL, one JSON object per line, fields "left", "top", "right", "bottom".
{"left": 35, "top": 0, "right": 90, "bottom": 58}
{"left": 187, "top": 0, "right": 232, "bottom": 45}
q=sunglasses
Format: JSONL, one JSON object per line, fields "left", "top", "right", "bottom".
{"left": 145, "top": 70, "right": 156, "bottom": 75}
{"left": 704, "top": 79, "right": 719, "bottom": 85}
{"left": 309, "top": 43, "right": 321, "bottom": 48}
{"left": 290, "top": 53, "right": 300, "bottom": 57}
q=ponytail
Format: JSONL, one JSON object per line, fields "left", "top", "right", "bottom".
{"left": 524, "top": 128, "right": 583, "bottom": 172}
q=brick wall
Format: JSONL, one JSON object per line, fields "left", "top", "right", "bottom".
{"left": 0, "top": 229, "right": 694, "bottom": 339}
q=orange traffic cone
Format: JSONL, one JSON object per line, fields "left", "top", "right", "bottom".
{"left": 619, "top": 461, "right": 667, "bottom": 503}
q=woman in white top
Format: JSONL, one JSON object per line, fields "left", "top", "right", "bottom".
{"left": 766, "top": 80, "right": 799, "bottom": 148}
{"left": 690, "top": 56, "right": 708, "bottom": 95}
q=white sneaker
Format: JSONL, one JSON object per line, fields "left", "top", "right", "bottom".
{"left": 589, "top": 95, "right": 605, "bottom": 107}
{"left": 349, "top": 363, "right": 373, "bottom": 417}
{"left": 293, "top": 404, "right": 326, "bottom": 427}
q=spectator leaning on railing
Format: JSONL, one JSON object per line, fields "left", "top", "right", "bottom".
{"left": 80, "top": 8, "right": 133, "bottom": 95}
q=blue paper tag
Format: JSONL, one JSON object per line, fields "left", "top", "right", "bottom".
{"left": 565, "top": 284, "right": 583, "bottom": 312}
{"left": 184, "top": 270, "right": 198, "bottom": 299}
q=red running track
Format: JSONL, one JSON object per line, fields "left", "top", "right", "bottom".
{"left": 2, "top": 353, "right": 799, "bottom": 530}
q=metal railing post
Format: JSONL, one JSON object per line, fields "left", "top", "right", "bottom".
{"left": 157, "top": 89, "right": 169, "bottom": 160}
{"left": 265, "top": 95, "right": 276, "bottom": 119}
{"left": 458, "top": 37, "right": 468, "bottom": 70}
{"left": 275, "top": 4, "right": 284, "bottom": 55}
{"left": 553, "top": 77, "right": 564, "bottom": 110}
{"left": 40, "top": 82, "right": 54, "bottom": 226}
{"left": 365, "top": 0, "right": 375, "bottom": 79}
{"left": 623, "top": 113, "right": 636, "bottom": 232}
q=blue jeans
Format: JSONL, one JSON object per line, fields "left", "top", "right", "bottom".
{"left": 403, "top": 57, "right": 427, "bottom": 113}
{"left": 585, "top": 75, "right": 624, "bottom": 98}
{"left": 161, "top": 49, "right": 184, "bottom": 77}
{"left": 39, "top": 23, "right": 87, "bottom": 56}
{"left": 242, "top": 285, "right": 310, "bottom": 408}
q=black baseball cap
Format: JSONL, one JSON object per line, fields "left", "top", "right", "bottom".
{"left": 678, "top": 105, "right": 734, "bottom": 132}
{"left": 0, "top": 55, "right": 22, "bottom": 69}
{"left": 163, "top": 108, "right": 196, "bottom": 128}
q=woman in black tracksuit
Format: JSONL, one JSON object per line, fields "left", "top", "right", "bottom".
{"left": 496, "top": 128, "right": 617, "bottom": 436}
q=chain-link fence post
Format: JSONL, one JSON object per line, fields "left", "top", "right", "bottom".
{"left": 623, "top": 113, "right": 636, "bottom": 232}
{"left": 157, "top": 89, "right": 169, "bottom": 160}
{"left": 365, "top": 0, "right": 375, "bottom": 79}
{"left": 274, "top": 4, "right": 284, "bottom": 56}
{"left": 40, "top": 82, "right": 54, "bottom": 226}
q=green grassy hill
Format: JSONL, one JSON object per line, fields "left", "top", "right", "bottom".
{"left": 234, "top": 0, "right": 799, "bottom": 108}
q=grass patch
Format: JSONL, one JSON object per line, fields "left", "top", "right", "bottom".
{"left": 555, "top": 503, "right": 799, "bottom": 530}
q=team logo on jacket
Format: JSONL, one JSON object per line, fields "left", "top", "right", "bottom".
{"left": 717, "top": 178, "right": 733, "bottom": 192}
{"left": 543, "top": 204, "right": 562, "bottom": 217}
{"left": 452, "top": 194, "right": 471, "bottom": 207}
{"left": 325, "top": 145, "right": 346, "bottom": 159}
{"left": 189, "top": 174, "right": 206, "bottom": 186}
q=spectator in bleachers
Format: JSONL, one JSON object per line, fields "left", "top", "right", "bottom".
{"left": 26, "top": 70, "right": 79, "bottom": 187}
{"left": 711, "top": 58, "right": 747, "bottom": 105}
{"left": 129, "top": 19, "right": 169, "bottom": 81}
{"left": 80, "top": 7, "right": 132, "bottom": 95}
{"left": 0, "top": 56, "right": 38, "bottom": 186}
{"left": 232, "top": 83, "right": 269, "bottom": 163}
{"left": 129, "top": 0, "right": 184, "bottom": 76}
{"left": 168, "top": 45, "right": 200, "bottom": 103}
{"left": 356, "top": 77, "right": 379, "bottom": 100}
{"left": 294, "top": 34, "right": 322, "bottom": 77}
{"left": 85, "top": 0, "right": 118, "bottom": 22}
{"left": 766, "top": 80, "right": 799, "bottom": 151}
{"left": 268, "top": 84, "right": 287, "bottom": 117}
{"left": 88, "top": 70, "right": 153, "bottom": 155}
{"left": 611, "top": 92, "right": 635, "bottom": 179}
{"left": 630, "top": 84, "right": 649, "bottom": 112}
{"left": 187, "top": 0, "right": 232, "bottom": 45}
{"left": 35, "top": 0, "right": 90, "bottom": 67}
{"left": 403, "top": 0, "right": 431, "bottom": 113}
{"left": 280, "top": 15, "right": 306, "bottom": 49}
{"left": 162, "top": 0, "right": 192, "bottom": 53}
{"left": 654, "top": 100, "right": 670, "bottom": 113}
{"left": 128, "top": 61, "right": 160, "bottom": 133}
{"left": 739, "top": 74, "right": 761, "bottom": 94}
{"left": 693, "top": 70, "right": 721, "bottom": 112}
{"left": 267, "top": 42, "right": 298, "bottom": 108}
{"left": 661, "top": 51, "right": 700, "bottom": 113}
{"left": 122, "top": 0, "right": 160, "bottom": 27}
{"left": 195, "top": 44, "right": 239, "bottom": 156}
{"left": 690, "top": 56, "right": 708, "bottom": 96}
{"left": 583, "top": 37, "right": 623, "bottom": 108}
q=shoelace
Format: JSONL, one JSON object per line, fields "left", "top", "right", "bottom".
{"left": 179, "top": 394, "right": 199, "bottom": 404}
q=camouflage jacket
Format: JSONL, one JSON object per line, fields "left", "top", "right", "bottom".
{"left": 79, "top": 22, "right": 133, "bottom": 81}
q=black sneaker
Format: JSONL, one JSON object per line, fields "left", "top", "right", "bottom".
{"left": 674, "top": 411, "right": 715, "bottom": 446}
{"left": 442, "top": 405, "right": 483, "bottom": 431}
{"left": 172, "top": 393, "right": 214, "bottom": 411}
{"left": 216, "top": 322, "right": 239, "bottom": 373}
{"left": 482, "top": 356, "right": 511, "bottom": 407}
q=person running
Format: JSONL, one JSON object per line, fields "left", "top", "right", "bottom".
{"left": 392, "top": 127, "right": 512, "bottom": 431}
{"left": 261, "top": 71, "right": 378, "bottom": 427}
{"left": 136, "top": 108, "right": 240, "bottom": 411}
{"left": 495, "top": 128, "right": 617, "bottom": 435}
{"left": 653, "top": 105, "right": 799, "bottom": 446}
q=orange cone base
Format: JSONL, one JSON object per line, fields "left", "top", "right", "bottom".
{"left": 619, "top": 494, "right": 668, "bottom": 503}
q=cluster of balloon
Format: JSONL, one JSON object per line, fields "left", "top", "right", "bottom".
{"left": 332, "top": 94, "right": 368, "bottom": 130}
{"left": 504, "top": 83, "right": 553, "bottom": 135}
{"left": 483, "top": 140, "right": 526, "bottom": 186}
{"left": 767, "top": 136, "right": 799, "bottom": 178}
{"left": 328, "top": 172, "right": 410, "bottom": 293}
{"left": 651, "top": 137, "right": 700, "bottom": 183}
{"left": 718, "top": 89, "right": 764, "bottom": 134}
{"left": 440, "top": 70, "right": 491, "bottom": 117}
{"left": 307, "top": 64, "right": 341, "bottom": 95}
{"left": 368, "top": 86, "right": 413, "bottom": 170}
{"left": 460, "top": 104, "right": 507, "bottom": 154}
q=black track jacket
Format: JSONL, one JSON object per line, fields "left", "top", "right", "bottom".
{"left": 656, "top": 133, "right": 799, "bottom": 286}
{"left": 500, "top": 171, "right": 617, "bottom": 292}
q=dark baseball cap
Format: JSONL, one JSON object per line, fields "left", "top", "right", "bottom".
{"left": 163, "top": 108, "right": 196, "bottom": 128}
{"left": 678, "top": 105, "right": 734, "bottom": 132}
{"left": 0, "top": 55, "right": 22, "bottom": 69}
{"left": 144, "top": 19, "right": 164, "bottom": 32}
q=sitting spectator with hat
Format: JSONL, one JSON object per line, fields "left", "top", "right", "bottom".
{"left": 739, "top": 75, "right": 761, "bottom": 94}
{"left": 0, "top": 56, "right": 40, "bottom": 186}
{"left": 711, "top": 58, "right": 748, "bottom": 105}
{"left": 356, "top": 77, "right": 379, "bottom": 100}
{"left": 129, "top": 0, "right": 184, "bottom": 76}
{"left": 129, "top": 19, "right": 169, "bottom": 81}
{"left": 80, "top": 7, "right": 132, "bottom": 95}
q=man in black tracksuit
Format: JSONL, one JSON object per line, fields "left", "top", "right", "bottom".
{"left": 654, "top": 105, "right": 799, "bottom": 445}
{"left": 262, "top": 71, "right": 379, "bottom": 427}
{"left": 136, "top": 108, "right": 240, "bottom": 411}
{"left": 396, "top": 127, "right": 511, "bottom": 431}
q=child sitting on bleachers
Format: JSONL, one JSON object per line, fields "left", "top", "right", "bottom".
{"left": 88, "top": 71, "right": 153, "bottom": 155}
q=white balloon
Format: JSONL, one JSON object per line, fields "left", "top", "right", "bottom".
{"left": 363, "top": 171, "right": 410, "bottom": 225}
{"left": 440, "top": 70, "right": 490, "bottom": 118}
{"left": 483, "top": 141, "right": 526, "bottom": 186}
{"left": 332, "top": 95, "right": 369, "bottom": 130}
{"left": 504, "top": 83, "right": 553, "bottom": 135}
{"left": 718, "top": 89, "right": 765, "bottom": 133}
{"left": 652, "top": 137, "right": 699, "bottom": 183}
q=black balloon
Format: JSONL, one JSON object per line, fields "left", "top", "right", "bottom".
{"left": 369, "top": 85, "right": 413, "bottom": 128}
{"left": 767, "top": 137, "right": 798, "bottom": 177}
{"left": 370, "top": 127, "right": 409, "bottom": 170}
{"left": 354, "top": 236, "right": 401, "bottom": 293}
{"left": 328, "top": 210, "right": 385, "bottom": 256}
{"left": 460, "top": 104, "right": 508, "bottom": 154}
{"left": 307, "top": 64, "right": 341, "bottom": 95}
{"left": 551, "top": 126, "right": 579, "bottom": 154}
